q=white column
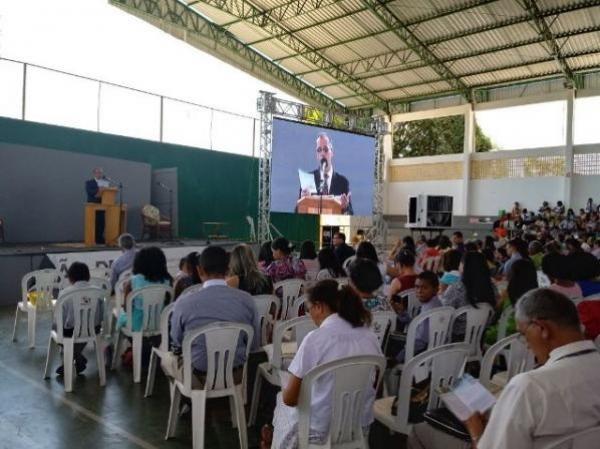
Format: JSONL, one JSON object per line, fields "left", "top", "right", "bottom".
{"left": 564, "top": 88, "right": 575, "bottom": 207}
{"left": 462, "top": 105, "right": 475, "bottom": 216}
{"left": 382, "top": 114, "right": 393, "bottom": 214}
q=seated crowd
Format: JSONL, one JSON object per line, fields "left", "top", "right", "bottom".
{"left": 46, "top": 215, "right": 600, "bottom": 449}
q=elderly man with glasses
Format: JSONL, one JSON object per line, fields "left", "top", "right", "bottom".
{"left": 408, "top": 287, "right": 600, "bottom": 449}
{"left": 299, "top": 132, "right": 353, "bottom": 215}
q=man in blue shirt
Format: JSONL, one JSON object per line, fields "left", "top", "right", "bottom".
{"left": 110, "top": 233, "right": 136, "bottom": 289}
{"left": 170, "top": 246, "right": 260, "bottom": 382}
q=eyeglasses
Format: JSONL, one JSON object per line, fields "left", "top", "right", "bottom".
{"left": 316, "top": 146, "right": 330, "bottom": 153}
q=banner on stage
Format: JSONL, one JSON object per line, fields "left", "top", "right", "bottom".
{"left": 46, "top": 246, "right": 207, "bottom": 277}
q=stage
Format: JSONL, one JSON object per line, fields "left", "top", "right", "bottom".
{"left": 0, "top": 239, "right": 245, "bottom": 306}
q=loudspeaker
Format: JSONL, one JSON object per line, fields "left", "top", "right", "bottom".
{"left": 406, "top": 195, "right": 453, "bottom": 228}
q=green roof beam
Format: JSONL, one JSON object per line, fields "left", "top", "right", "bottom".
{"left": 185, "top": 0, "right": 388, "bottom": 108}
{"left": 360, "top": 0, "right": 472, "bottom": 101}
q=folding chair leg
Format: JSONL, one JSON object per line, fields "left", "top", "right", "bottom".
{"left": 43, "top": 338, "right": 57, "bottom": 379}
{"left": 132, "top": 333, "right": 143, "bottom": 383}
{"left": 248, "top": 369, "right": 263, "bottom": 426}
{"left": 191, "top": 391, "right": 207, "bottom": 449}
{"left": 11, "top": 305, "right": 20, "bottom": 342}
{"left": 27, "top": 308, "right": 37, "bottom": 349}
{"left": 145, "top": 349, "right": 158, "bottom": 397}
{"left": 233, "top": 388, "right": 248, "bottom": 449}
{"left": 95, "top": 335, "right": 106, "bottom": 387}
{"left": 165, "top": 385, "right": 182, "bottom": 439}
{"left": 63, "top": 339, "right": 74, "bottom": 393}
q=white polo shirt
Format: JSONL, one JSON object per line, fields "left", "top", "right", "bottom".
{"left": 287, "top": 313, "right": 382, "bottom": 435}
{"left": 479, "top": 340, "right": 600, "bottom": 449}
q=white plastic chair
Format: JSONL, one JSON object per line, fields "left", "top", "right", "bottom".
{"left": 89, "top": 277, "right": 111, "bottom": 295}
{"left": 479, "top": 333, "right": 535, "bottom": 390}
{"left": 542, "top": 425, "right": 600, "bottom": 449}
{"left": 401, "top": 306, "right": 455, "bottom": 367}
{"left": 450, "top": 303, "right": 495, "bottom": 362}
{"left": 252, "top": 295, "right": 280, "bottom": 346}
{"left": 165, "top": 322, "right": 254, "bottom": 449}
{"left": 375, "top": 343, "right": 470, "bottom": 435}
{"left": 104, "top": 275, "right": 130, "bottom": 337}
{"left": 537, "top": 270, "right": 551, "bottom": 287}
{"left": 336, "top": 277, "right": 350, "bottom": 287}
{"left": 297, "top": 355, "right": 386, "bottom": 449}
{"left": 496, "top": 305, "right": 514, "bottom": 342}
{"left": 12, "top": 269, "right": 61, "bottom": 348}
{"left": 342, "top": 255, "right": 356, "bottom": 272}
{"left": 399, "top": 288, "right": 419, "bottom": 319}
{"left": 43, "top": 287, "right": 106, "bottom": 392}
{"left": 370, "top": 311, "right": 395, "bottom": 348}
{"left": 111, "top": 284, "right": 173, "bottom": 383}
{"left": 273, "top": 279, "right": 304, "bottom": 320}
{"left": 248, "top": 316, "right": 317, "bottom": 426}
{"left": 144, "top": 302, "right": 176, "bottom": 397}
{"left": 288, "top": 294, "right": 308, "bottom": 319}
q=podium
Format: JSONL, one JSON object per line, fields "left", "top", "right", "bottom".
{"left": 296, "top": 196, "right": 342, "bottom": 215}
{"left": 84, "top": 187, "right": 127, "bottom": 247}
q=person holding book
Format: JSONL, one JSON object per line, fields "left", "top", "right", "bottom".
{"left": 408, "top": 288, "right": 600, "bottom": 449}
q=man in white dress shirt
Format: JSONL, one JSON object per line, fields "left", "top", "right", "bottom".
{"left": 408, "top": 287, "right": 600, "bottom": 449}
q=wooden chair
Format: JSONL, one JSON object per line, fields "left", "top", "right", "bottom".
{"left": 141, "top": 204, "right": 172, "bottom": 240}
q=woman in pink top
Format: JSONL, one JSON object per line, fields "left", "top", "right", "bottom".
{"left": 542, "top": 252, "right": 583, "bottom": 301}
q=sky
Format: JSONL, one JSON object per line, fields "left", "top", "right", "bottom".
{"left": 0, "top": 0, "right": 598, "bottom": 152}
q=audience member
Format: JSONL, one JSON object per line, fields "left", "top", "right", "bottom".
{"left": 528, "top": 240, "right": 544, "bottom": 270}
{"left": 168, "top": 246, "right": 260, "bottom": 385}
{"left": 117, "top": 247, "right": 172, "bottom": 332}
{"left": 298, "top": 240, "right": 319, "bottom": 274}
{"left": 485, "top": 258, "right": 538, "bottom": 344}
{"left": 387, "top": 250, "right": 418, "bottom": 302}
{"left": 265, "top": 237, "right": 306, "bottom": 283}
{"left": 502, "top": 238, "right": 528, "bottom": 277}
{"left": 173, "top": 251, "right": 201, "bottom": 299}
{"left": 332, "top": 232, "right": 355, "bottom": 265}
{"left": 54, "top": 262, "right": 103, "bottom": 376}
{"left": 316, "top": 247, "right": 345, "bottom": 280}
{"left": 570, "top": 251, "right": 600, "bottom": 297}
{"left": 542, "top": 252, "right": 583, "bottom": 301}
{"left": 110, "top": 233, "right": 136, "bottom": 289}
{"left": 356, "top": 241, "right": 387, "bottom": 278}
{"left": 439, "top": 249, "right": 462, "bottom": 293}
{"left": 441, "top": 251, "right": 497, "bottom": 340}
{"left": 409, "top": 288, "right": 600, "bottom": 449}
{"left": 227, "top": 244, "right": 273, "bottom": 295}
{"left": 452, "top": 231, "right": 465, "bottom": 254}
{"left": 348, "top": 257, "right": 387, "bottom": 311}
{"left": 258, "top": 240, "right": 274, "bottom": 270}
{"left": 394, "top": 271, "right": 442, "bottom": 363}
{"left": 272, "top": 279, "right": 381, "bottom": 449}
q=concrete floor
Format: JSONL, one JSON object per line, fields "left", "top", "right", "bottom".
{"left": 0, "top": 305, "right": 266, "bottom": 449}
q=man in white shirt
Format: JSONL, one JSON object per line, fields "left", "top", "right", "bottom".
{"left": 408, "top": 288, "right": 600, "bottom": 449}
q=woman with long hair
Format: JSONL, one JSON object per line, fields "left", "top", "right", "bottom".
{"left": 356, "top": 240, "right": 388, "bottom": 278}
{"left": 271, "top": 279, "right": 381, "bottom": 449}
{"left": 387, "top": 249, "right": 418, "bottom": 302}
{"left": 118, "top": 246, "right": 172, "bottom": 331}
{"left": 441, "top": 251, "right": 497, "bottom": 340}
{"left": 258, "top": 240, "right": 274, "bottom": 270}
{"left": 299, "top": 240, "right": 319, "bottom": 276}
{"left": 316, "top": 247, "right": 345, "bottom": 280}
{"left": 227, "top": 244, "right": 273, "bottom": 295}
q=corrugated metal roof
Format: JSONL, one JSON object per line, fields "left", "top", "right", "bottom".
{"left": 131, "top": 0, "right": 600, "bottom": 110}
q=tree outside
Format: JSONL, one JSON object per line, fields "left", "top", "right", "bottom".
{"left": 392, "top": 115, "right": 493, "bottom": 158}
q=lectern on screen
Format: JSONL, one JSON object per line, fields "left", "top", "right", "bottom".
{"left": 270, "top": 118, "right": 375, "bottom": 216}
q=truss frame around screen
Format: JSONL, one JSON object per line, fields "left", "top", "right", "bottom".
{"left": 257, "top": 91, "right": 387, "bottom": 248}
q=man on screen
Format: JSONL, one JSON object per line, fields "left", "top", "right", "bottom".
{"left": 300, "top": 132, "right": 353, "bottom": 215}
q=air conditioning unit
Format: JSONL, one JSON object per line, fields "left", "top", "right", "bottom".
{"left": 406, "top": 195, "right": 453, "bottom": 229}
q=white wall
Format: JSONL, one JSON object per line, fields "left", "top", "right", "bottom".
{"left": 386, "top": 180, "right": 464, "bottom": 215}
{"left": 469, "top": 177, "right": 564, "bottom": 216}
{"left": 572, "top": 176, "right": 600, "bottom": 207}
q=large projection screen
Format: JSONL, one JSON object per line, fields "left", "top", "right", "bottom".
{"left": 270, "top": 118, "right": 375, "bottom": 216}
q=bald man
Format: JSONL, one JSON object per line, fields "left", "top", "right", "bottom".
{"left": 300, "top": 132, "right": 353, "bottom": 215}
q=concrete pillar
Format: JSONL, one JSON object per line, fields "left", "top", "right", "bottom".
{"left": 564, "top": 88, "right": 575, "bottom": 207}
{"left": 462, "top": 105, "right": 475, "bottom": 216}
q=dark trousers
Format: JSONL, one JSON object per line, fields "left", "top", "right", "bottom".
{"left": 95, "top": 210, "right": 105, "bottom": 244}
{"left": 59, "top": 326, "right": 102, "bottom": 358}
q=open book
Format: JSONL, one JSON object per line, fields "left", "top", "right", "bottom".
{"left": 439, "top": 374, "right": 497, "bottom": 421}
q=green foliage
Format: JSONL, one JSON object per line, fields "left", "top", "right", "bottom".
{"left": 393, "top": 115, "right": 493, "bottom": 158}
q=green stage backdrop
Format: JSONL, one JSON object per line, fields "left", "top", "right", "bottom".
{"left": 0, "top": 117, "right": 319, "bottom": 243}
